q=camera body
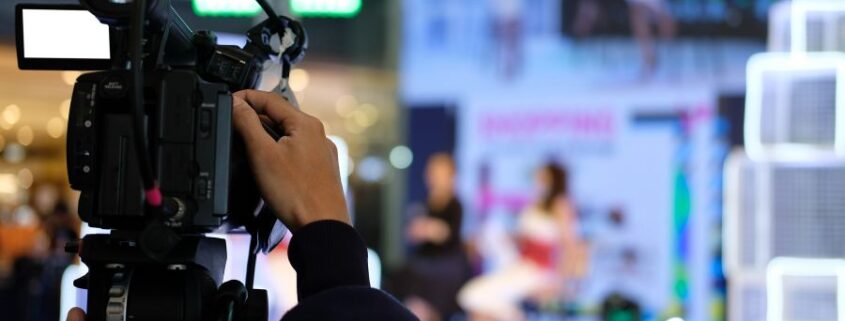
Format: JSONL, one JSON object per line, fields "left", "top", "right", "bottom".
{"left": 69, "top": 70, "right": 232, "bottom": 233}
{"left": 60, "top": 0, "right": 286, "bottom": 233}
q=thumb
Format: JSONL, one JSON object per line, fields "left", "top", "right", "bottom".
{"left": 67, "top": 308, "right": 86, "bottom": 321}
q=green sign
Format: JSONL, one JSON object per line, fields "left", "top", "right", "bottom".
{"left": 192, "top": 0, "right": 262, "bottom": 17}
{"left": 290, "top": 0, "right": 361, "bottom": 18}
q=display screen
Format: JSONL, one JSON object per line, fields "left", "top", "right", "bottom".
{"left": 15, "top": 4, "right": 112, "bottom": 70}
{"left": 21, "top": 9, "right": 110, "bottom": 59}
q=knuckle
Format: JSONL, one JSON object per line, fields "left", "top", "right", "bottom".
{"left": 233, "top": 89, "right": 252, "bottom": 99}
{"left": 302, "top": 114, "right": 324, "bottom": 133}
{"left": 326, "top": 139, "right": 338, "bottom": 156}
{"left": 304, "top": 113, "right": 318, "bottom": 123}
{"left": 252, "top": 142, "right": 276, "bottom": 160}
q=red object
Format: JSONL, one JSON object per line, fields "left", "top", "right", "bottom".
{"left": 520, "top": 239, "right": 555, "bottom": 269}
{"left": 145, "top": 185, "right": 162, "bottom": 207}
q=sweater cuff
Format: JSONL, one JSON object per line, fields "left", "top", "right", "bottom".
{"left": 287, "top": 220, "right": 371, "bottom": 300}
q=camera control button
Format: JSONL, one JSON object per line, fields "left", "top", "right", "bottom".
{"left": 197, "top": 178, "right": 209, "bottom": 199}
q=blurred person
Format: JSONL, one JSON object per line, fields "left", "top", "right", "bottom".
{"left": 492, "top": 0, "right": 524, "bottom": 79}
{"left": 33, "top": 183, "right": 61, "bottom": 217}
{"left": 0, "top": 202, "right": 48, "bottom": 272}
{"left": 0, "top": 194, "right": 57, "bottom": 321}
{"left": 9, "top": 188, "right": 80, "bottom": 321}
{"left": 0, "top": 202, "right": 40, "bottom": 319}
{"left": 391, "top": 153, "right": 471, "bottom": 321}
{"left": 67, "top": 90, "right": 418, "bottom": 321}
{"left": 458, "top": 162, "right": 583, "bottom": 321}
{"left": 43, "top": 202, "right": 80, "bottom": 256}
{"left": 34, "top": 184, "right": 81, "bottom": 257}
{"left": 29, "top": 201, "right": 79, "bottom": 321}
{"left": 626, "top": 0, "right": 676, "bottom": 75}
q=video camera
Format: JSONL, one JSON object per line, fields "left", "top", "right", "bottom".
{"left": 15, "top": 0, "right": 307, "bottom": 320}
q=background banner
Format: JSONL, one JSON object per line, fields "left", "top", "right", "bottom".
{"left": 456, "top": 87, "right": 719, "bottom": 320}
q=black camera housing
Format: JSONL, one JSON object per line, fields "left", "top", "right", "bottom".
{"left": 68, "top": 70, "right": 232, "bottom": 232}
{"left": 46, "top": 0, "right": 296, "bottom": 234}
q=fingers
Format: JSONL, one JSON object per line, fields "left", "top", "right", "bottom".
{"left": 67, "top": 308, "right": 86, "bottom": 321}
{"left": 258, "top": 115, "right": 274, "bottom": 127}
{"left": 234, "top": 90, "right": 302, "bottom": 130}
{"left": 232, "top": 96, "right": 277, "bottom": 155}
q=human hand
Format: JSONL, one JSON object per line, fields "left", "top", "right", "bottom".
{"left": 67, "top": 308, "right": 85, "bottom": 321}
{"left": 407, "top": 217, "right": 429, "bottom": 243}
{"left": 232, "top": 90, "right": 350, "bottom": 231}
{"left": 407, "top": 217, "right": 450, "bottom": 244}
{"left": 425, "top": 218, "right": 450, "bottom": 244}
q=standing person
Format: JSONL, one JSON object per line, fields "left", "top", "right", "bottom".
{"left": 458, "top": 162, "right": 584, "bottom": 321}
{"left": 626, "top": 0, "right": 676, "bottom": 75}
{"left": 38, "top": 202, "right": 79, "bottom": 321}
{"left": 392, "top": 153, "right": 471, "bottom": 321}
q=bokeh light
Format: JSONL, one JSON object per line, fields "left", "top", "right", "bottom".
{"left": 47, "top": 117, "right": 66, "bottom": 138}
{"left": 389, "top": 145, "right": 413, "bottom": 169}
{"left": 59, "top": 99, "right": 71, "bottom": 120}
{"left": 335, "top": 95, "right": 358, "bottom": 117}
{"left": 16, "top": 126, "right": 33, "bottom": 146}
{"left": 289, "top": 69, "right": 310, "bottom": 92}
{"left": 3, "top": 104, "right": 21, "bottom": 126}
{"left": 4, "top": 143, "right": 25, "bottom": 164}
{"left": 357, "top": 156, "right": 387, "bottom": 182}
{"left": 17, "top": 168, "right": 33, "bottom": 189}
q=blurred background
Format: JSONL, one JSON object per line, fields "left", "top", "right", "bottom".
{"left": 2, "top": 0, "right": 844, "bottom": 321}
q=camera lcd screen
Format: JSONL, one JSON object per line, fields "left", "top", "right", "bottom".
{"left": 16, "top": 4, "right": 111, "bottom": 70}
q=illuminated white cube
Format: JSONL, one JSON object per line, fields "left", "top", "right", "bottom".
{"left": 766, "top": 257, "right": 845, "bottom": 321}
{"left": 728, "top": 271, "right": 767, "bottom": 321}
{"left": 723, "top": 151, "right": 762, "bottom": 274}
{"left": 768, "top": 1, "right": 793, "bottom": 52}
{"left": 723, "top": 151, "right": 845, "bottom": 272}
{"left": 790, "top": 0, "right": 845, "bottom": 53}
{"left": 745, "top": 53, "right": 845, "bottom": 160}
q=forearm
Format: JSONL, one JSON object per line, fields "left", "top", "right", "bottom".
{"left": 287, "top": 220, "right": 370, "bottom": 299}
{"left": 283, "top": 220, "right": 419, "bottom": 321}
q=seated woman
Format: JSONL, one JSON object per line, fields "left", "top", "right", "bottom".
{"left": 391, "top": 153, "right": 471, "bottom": 321}
{"left": 459, "top": 162, "right": 584, "bottom": 321}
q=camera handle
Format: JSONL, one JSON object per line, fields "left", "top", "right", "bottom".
{"left": 246, "top": 232, "right": 259, "bottom": 290}
{"left": 213, "top": 233, "right": 267, "bottom": 321}
{"left": 244, "top": 0, "right": 307, "bottom": 108}
{"left": 215, "top": 279, "right": 269, "bottom": 321}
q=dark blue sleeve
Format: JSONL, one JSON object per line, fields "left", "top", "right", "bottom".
{"left": 281, "top": 220, "right": 419, "bottom": 321}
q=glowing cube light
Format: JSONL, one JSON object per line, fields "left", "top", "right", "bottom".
{"left": 192, "top": 0, "right": 262, "bottom": 17}
{"left": 744, "top": 52, "right": 845, "bottom": 160}
{"left": 290, "top": 0, "right": 362, "bottom": 18}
